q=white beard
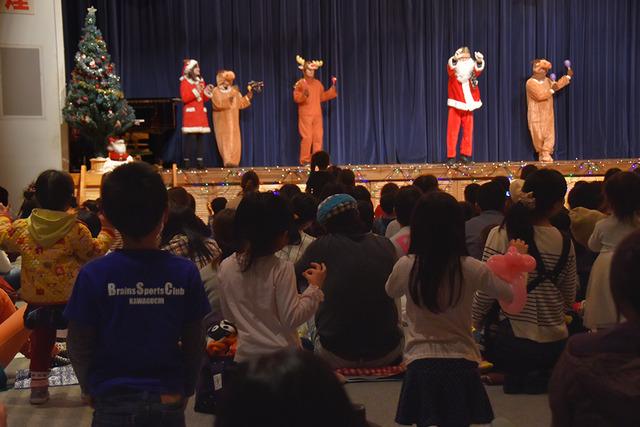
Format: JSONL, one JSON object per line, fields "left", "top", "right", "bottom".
{"left": 455, "top": 58, "right": 475, "bottom": 83}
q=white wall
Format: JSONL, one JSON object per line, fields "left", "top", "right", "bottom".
{"left": 0, "top": 0, "right": 67, "bottom": 211}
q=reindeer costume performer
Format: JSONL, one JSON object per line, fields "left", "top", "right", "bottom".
{"left": 293, "top": 55, "right": 337, "bottom": 165}
{"left": 211, "top": 70, "right": 253, "bottom": 167}
{"left": 526, "top": 59, "right": 573, "bottom": 162}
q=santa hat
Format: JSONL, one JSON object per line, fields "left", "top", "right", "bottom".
{"left": 180, "top": 59, "right": 199, "bottom": 80}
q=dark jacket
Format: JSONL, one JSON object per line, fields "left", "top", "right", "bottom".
{"left": 295, "top": 232, "right": 401, "bottom": 360}
{"left": 549, "top": 321, "right": 640, "bottom": 427}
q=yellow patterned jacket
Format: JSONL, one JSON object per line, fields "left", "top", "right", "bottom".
{"left": 0, "top": 209, "right": 113, "bottom": 304}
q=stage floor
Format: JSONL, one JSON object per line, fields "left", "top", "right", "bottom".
{"left": 75, "top": 158, "right": 639, "bottom": 220}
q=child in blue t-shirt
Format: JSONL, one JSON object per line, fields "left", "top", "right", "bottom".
{"left": 65, "top": 162, "right": 210, "bottom": 425}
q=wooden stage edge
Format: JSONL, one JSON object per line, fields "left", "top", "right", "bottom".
{"left": 74, "top": 158, "right": 639, "bottom": 219}
{"left": 170, "top": 158, "right": 640, "bottom": 185}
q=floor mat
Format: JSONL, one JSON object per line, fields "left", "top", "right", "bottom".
{"left": 13, "top": 365, "right": 78, "bottom": 389}
{"left": 336, "top": 365, "right": 406, "bottom": 383}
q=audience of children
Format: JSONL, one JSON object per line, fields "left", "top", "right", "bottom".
{"left": 2, "top": 153, "right": 640, "bottom": 425}
{"left": 217, "top": 192, "right": 326, "bottom": 362}
{"left": 295, "top": 194, "right": 402, "bottom": 368}
{"left": 386, "top": 191, "right": 516, "bottom": 427}
{"left": 65, "top": 162, "right": 210, "bottom": 423}
{"left": 473, "top": 169, "right": 578, "bottom": 394}
{"left": 0, "top": 170, "right": 114, "bottom": 404}
{"left": 583, "top": 171, "right": 640, "bottom": 330}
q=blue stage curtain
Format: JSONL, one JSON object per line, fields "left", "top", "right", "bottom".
{"left": 62, "top": 0, "right": 640, "bottom": 167}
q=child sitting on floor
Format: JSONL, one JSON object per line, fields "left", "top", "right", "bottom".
{"left": 218, "top": 191, "right": 326, "bottom": 363}
{"left": 584, "top": 171, "right": 640, "bottom": 330}
{"left": 385, "top": 191, "right": 516, "bottom": 427}
{"left": 65, "top": 162, "right": 210, "bottom": 424}
{"left": 0, "top": 170, "right": 113, "bottom": 404}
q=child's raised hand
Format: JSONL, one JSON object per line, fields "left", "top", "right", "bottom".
{"left": 0, "top": 203, "right": 9, "bottom": 216}
{"left": 509, "top": 239, "right": 529, "bottom": 255}
{"left": 303, "top": 262, "right": 327, "bottom": 289}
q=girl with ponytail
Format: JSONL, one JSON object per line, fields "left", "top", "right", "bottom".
{"left": 473, "top": 169, "right": 578, "bottom": 394}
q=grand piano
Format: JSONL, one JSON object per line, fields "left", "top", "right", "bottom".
{"left": 126, "top": 97, "right": 181, "bottom": 165}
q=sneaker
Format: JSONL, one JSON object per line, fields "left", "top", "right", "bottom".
{"left": 30, "top": 388, "right": 50, "bottom": 405}
{"left": 460, "top": 155, "right": 472, "bottom": 164}
{"left": 446, "top": 157, "right": 456, "bottom": 166}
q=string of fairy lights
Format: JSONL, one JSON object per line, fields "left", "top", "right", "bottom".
{"left": 166, "top": 158, "right": 640, "bottom": 201}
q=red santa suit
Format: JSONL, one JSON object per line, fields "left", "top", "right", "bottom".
{"left": 446, "top": 51, "right": 485, "bottom": 160}
{"left": 180, "top": 60, "right": 212, "bottom": 134}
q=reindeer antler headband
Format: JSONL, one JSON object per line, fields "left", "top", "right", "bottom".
{"left": 296, "top": 55, "right": 323, "bottom": 70}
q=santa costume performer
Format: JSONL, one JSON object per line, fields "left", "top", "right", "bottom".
{"left": 526, "top": 59, "right": 573, "bottom": 162}
{"left": 180, "top": 59, "right": 214, "bottom": 169}
{"left": 293, "top": 55, "right": 337, "bottom": 165}
{"left": 446, "top": 47, "right": 485, "bottom": 165}
{"left": 211, "top": 70, "right": 253, "bottom": 168}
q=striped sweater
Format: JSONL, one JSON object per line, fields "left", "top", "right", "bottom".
{"left": 472, "top": 225, "right": 577, "bottom": 343}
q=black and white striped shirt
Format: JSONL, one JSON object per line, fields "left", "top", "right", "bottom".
{"left": 472, "top": 225, "right": 577, "bottom": 343}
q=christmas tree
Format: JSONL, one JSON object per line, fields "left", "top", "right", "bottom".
{"left": 63, "top": 6, "right": 135, "bottom": 157}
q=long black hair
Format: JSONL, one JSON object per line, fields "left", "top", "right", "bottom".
{"left": 161, "top": 187, "right": 212, "bottom": 261}
{"left": 503, "top": 169, "right": 567, "bottom": 245}
{"left": 408, "top": 191, "right": 467, "bottom": 312}
{"left": 234, "top": 192, "right": 293, "bottom": 271}
{"left": 215, "top": 349, "right": 361, "bottom": 427}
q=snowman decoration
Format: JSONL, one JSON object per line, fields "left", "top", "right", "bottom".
{"left": 102, "top": 136, "right": 134, "bottom": 173}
